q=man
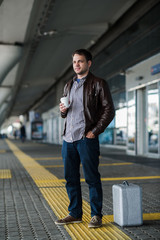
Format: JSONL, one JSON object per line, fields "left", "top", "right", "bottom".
{"left": 55, "top": 49, "right": 115, "bottom": 228}
{"left": 20, "top": 123, "right": 26, "bottom": 142}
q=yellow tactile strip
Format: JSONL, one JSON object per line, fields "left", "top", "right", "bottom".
{"left": 53, "top": 176, "right": 160, "bottom": 183}
{"left": 0, "top": 149, "right": 6, "bottom": 153}
{"left": 102, "top": 213, "right": 160, "bottom": 222}
{"left": 0, "top": 169, "right": 11, "bottom": 179}
{"left": 6, "top": 139, "right": 132, "bottom": 240}
{"left": 41, "top": 187, "right": 131, "bottom": 240}
{"left": 43, "top": 162, "right": 133, "bottom": 168}
{"left": 143, "top": 213, "right": 160, "bottom": 221}
{"left": 34, "top": 157, "right": 62, "bottom": 160}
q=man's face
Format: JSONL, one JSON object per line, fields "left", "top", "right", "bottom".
{"left": 72, "top": 54, "right": 91, "bottom": 77}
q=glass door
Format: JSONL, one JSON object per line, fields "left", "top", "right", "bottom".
{"left": 127, "top": 91, "right": 136, "bottom": 153}
{"left": 147, "top": 83, "right": 159, "bottom": 155}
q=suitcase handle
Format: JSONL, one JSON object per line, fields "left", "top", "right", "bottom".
{"left": 123, "top": 181, "right": 129, "bottom": 186}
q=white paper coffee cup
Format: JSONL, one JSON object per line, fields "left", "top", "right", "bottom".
{"left": 60, "top": 96, "right": 69, "bottom": 108}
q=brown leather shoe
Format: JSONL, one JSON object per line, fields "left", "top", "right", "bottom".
{"left": 88, "top": 215, "right": 102, "bottom": 228}
{"left": 55, "top": 215, "right": 82, "bottom": 225}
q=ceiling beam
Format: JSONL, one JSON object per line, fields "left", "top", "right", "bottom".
{"left": 0, "top": 44, "right": 22, "bottom": 85}
{"left": 5, "top": 0, "right": 55, "bottom": 120}
{"left": 0, "top": 85, "right": 12, "bottom": 88}
{"left": 90, "top": 0, "right": 160, "bottom": 56}
{"left": 0, "top": 0, "right": 4, "bottom": 7}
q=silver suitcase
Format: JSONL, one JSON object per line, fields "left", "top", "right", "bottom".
{"left": 112, "top": 181, "right": 143, "bottom": 227}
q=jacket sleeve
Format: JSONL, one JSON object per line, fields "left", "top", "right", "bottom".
{"left": 92, "top": 80, "right": 115, "bottom": 136}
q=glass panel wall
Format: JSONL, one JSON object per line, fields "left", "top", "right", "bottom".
{"left": 147, "top": 83, "right": 159, "bottom": 154}
{"left": 127, "top": 91, "right": 136, "bottom": 151}
{"left": 115, "top": 107, "right": 127, "bottom": 145}
{"left": 99, "top": 119, "right": 115, "bottom": 145}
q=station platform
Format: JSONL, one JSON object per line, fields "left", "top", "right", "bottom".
{"left": 0, "top": 138, "right": 160, "bottom": 240}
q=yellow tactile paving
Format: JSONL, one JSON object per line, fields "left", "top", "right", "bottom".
{"left": 34, "top": 157, "right": 62, "bottom": 160}
{"left": 53, "top": 176, "right": 160, "bottom": 182}
{"left": 100, "top": 162, "right": 133, "bottom": 166}
{"left": 143, "top": 212, "right": 160, "bottom": 221}
{"left": 0, "top": 169, "right": 11, "bottom": 179}
{"left": 5, "top": 139, "right": 132, "bottom": 240}
{"left": 43, "top": 162, "right": 133, "bottom": 168}
{"left": 0, "top": 149, "right": 6, "bottom": 153}
{"left": 41, "top": 187, "right": 131, "bottom": 240}
{"left": 101, "top": 176, "right": 160, "bottom": 181}
{"left": 43, "top": 165, "right": 64, "bottom": 168}
{"left": 99, "top": 213, "right": 160, "bottom": 222}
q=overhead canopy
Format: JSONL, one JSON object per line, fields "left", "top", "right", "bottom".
{"left": 0, "top": 0, "right": 160, "bottom": 127}
{"left": 0, "top": 0, "right": 34, "bottom": 126}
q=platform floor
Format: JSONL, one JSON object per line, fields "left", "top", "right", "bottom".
{"left": 0, "top": 139, "right": 160, "bottom": 240}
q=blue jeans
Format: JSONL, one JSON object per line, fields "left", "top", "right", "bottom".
{"left": 62, "top": 138, "right": 103, "bottom": 218}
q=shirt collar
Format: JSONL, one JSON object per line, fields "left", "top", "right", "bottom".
{"left": 73, "top": 75, "right": 87, "bottom": 83}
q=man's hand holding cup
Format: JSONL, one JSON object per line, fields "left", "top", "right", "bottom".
{"left": 60, "top": 96, "right": 69, "bottom": 113}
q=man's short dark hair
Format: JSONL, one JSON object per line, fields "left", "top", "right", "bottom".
{"left": 72, "top": 49, "right": 92, "bottom": 62}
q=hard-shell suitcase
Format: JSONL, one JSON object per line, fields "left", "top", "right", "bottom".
{"left": 112, "top": 181, "right": 143, "bottom": 227}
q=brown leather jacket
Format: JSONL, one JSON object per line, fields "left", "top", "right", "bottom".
{"left": 61, "top": 72, "right": 115, "bottom": 137}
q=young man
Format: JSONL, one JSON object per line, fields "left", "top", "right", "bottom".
{"left": 55, "top": 49, "right": 115, "bottom": 228}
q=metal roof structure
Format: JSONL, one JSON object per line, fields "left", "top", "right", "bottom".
{"left": 0, "top": 0, "right": 160, "bottom": 128}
